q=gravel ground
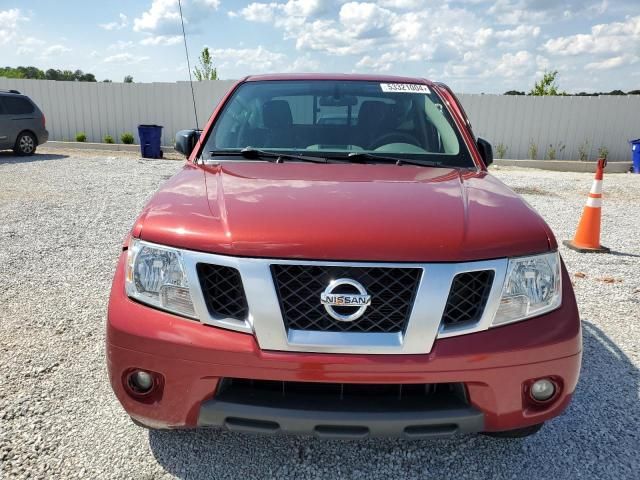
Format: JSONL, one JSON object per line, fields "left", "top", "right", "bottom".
{"left": 1, "top": 149, "right": 638, "bottom": 479}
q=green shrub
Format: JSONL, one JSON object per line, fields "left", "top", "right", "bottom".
{"left": 103, "top": 134, "right": 114, "bottom": 144}
{"left": 545, "top": 143, "right": 565, "bottom": 160}
{"left": 598, "top": 146, "right": 609, "bottom": 160}
{"left": 75, "top": 132, "right": 87, "bottom": 142}
{"left": 495, "top": 143, "right": 507, "bottom": 159}
{"left": 121, "top": 132, "right": 134, "bottom": 144}
{"left": 528, "top": 140, "right": 538, "bottom": 160}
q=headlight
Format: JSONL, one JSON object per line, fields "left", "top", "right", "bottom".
{"left": 125, "top": 239, "right": 197, "bottom": 319}
{"left": 492, "top": 252, "right": 562, "bottom": 326}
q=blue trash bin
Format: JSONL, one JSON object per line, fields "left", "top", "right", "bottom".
{"left": 631, "top": 139, "right": 640, "bottom": 174}
{"left": 138, "top": 125, "right": 163, "bottom": 159}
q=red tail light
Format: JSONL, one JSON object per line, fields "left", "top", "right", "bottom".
{"left": 42, "top": 114, "right": 46, "bottom": 129}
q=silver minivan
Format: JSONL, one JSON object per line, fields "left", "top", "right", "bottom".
{"left": 0, "top": 90, "right": 49, "bottom": 156}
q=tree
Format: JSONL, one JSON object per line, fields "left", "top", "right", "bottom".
{"left": 0, "top": 67, "right": 25, "bottom": 78}
{"left": 45, "top": 68, "right": 61, "bottom": 80}
{"left": 504, "top": 90, "right": 525, "bottom": 95}
{"left": 193, "top": 47, "right": 218, "bottom": 81}
{"left": 1, "top": 65, "right": 98, "bottom": 82}
{"left": 61, "top": 70, "right": 75, "bottom": 81}
{"left": 79, "top": 72, "right": 96, "bottom": 82}
{"left": 17, "top": 66, "right": 45, "bottom": 79}
{"left": 102, "top": 79, "right": 113, "bottom": 83}
{"left": 529, "top": 70, "right": 565, "bottom": 96}
{"left": 124, "top": 75, "right": 134, "bottom": 83}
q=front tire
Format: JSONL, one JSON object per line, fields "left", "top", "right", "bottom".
{"left": 14, "top": 132, "right": 37, "bottom": 156}
{"left": 483, "top": 422, "right": 544, "bottom": 438}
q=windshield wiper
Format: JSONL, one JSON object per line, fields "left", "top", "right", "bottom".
{"left": 339, "top": 152, "right": 445, "bottom": 168}
{"left": 208, "top": 148, "right": 447, "bottom": 168}
{"left": 209, "top": 147, "right": 328, "bottom": 164}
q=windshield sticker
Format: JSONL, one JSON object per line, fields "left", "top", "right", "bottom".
{"left": 380, "top": 83, "right": 431, "bottom": 94}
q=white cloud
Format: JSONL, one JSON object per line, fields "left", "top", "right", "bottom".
{"left": 233, "top": 1, "right": 499, "bottom": 63}
{"left": 231, "top": 3, "right": 278, "bottom": 22}
{"left": 0, "top": 10, "right": 51, "bottom": 57}
{"left": 339, "top": 2, "right": 394, "bottom": 39}
{"left": 39, "top": 45, "right": 71, "bottom": 59}
{"left": 378, "top": 0, "right": 428, "bottom": 8}
{"left": 134, "top": 0, "right": 220, "bottom": 34}
{"left": 543, "top": 16, "right": 640, "bottom": 56}
{"left": 100, "top": 13, "right": 128, "bottom": 30}
{"left": 487, "top": 0, "right": 614, "bottom": 25}
{"left": 284, "top": 0, "right": 327, "bottom": 17}
{"left": 222, "top": 1, "right": 639, "bottom": 91}
{"left": 0, "top": 8, "right": 28, "bottom": 46}
{"left": 586, "top": 54, "right": 639, "bottom": 70}
{"left": 488, "top": 0, "right": 547, "bottom": 25}
{"left": 103, "top": 53, "right": 150, "bottom": 64}
{"left": 495, "top": 24, "right": 540, "bottom": 40}
{"left": 495, "top": 50, "right": 534, "bottom": 78}
{"left": 231, "top": 0, "right": 328, "bottom": 23}
{"left": 285, "top": 54, "right": 321, "bottom": 72}
{"left": 140, "top": 35, "right": 182, "bottom": 46}
{"left": 107, "top": 40, "right": 135, "bottom": 51}
{"left": 355, "top": 52, "right": 399, "bottom": 72}
{"left": 212, "top": 45, "right": 286, "bottom": 71}
{"left": 15, "top": 36, "right": 45, "bottom": 55}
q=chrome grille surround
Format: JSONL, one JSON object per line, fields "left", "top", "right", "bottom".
{"left": 174, "top": 244, "right": 509, "bottom": 355}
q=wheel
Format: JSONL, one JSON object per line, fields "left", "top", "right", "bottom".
{"left": 14, "top": 132, "right": 37, "bottom": 156}
{"left": 483, "top": 422, "right": 544, "bottom": 438}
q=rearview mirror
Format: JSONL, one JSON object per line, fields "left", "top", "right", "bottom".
{"left": 175, "top": 129, "right": 201, "bottom": 157}
{"left": 476, "top": 137, "right": 493, "bottom": 167}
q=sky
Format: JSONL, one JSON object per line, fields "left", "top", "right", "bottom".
{"left": 0, "top": 0, "right": 638, "bottom": 93}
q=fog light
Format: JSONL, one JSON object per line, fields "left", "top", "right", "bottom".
{"left": 530, "top": 379, "right": 556, "bottom": 402}
{"left": 128, "top": 370, "right": 154, "bottom": 394}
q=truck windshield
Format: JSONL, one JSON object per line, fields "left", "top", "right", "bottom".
{"left": 204, "top": 80, "right": 474, "bottom": 167}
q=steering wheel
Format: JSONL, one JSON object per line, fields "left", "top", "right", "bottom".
{"left": 370, "top": 132, "right": 421, "bottom": 150}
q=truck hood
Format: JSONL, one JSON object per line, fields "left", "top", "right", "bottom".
{"left": 135, "top": 162, "right": 553, "bottom": 262}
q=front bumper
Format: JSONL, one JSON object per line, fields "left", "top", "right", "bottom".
{"left": 197, "top": 396, "right": 484, "bottom": 439}
{"left": 107, "top": 252, "right": 582, "bottom": 436}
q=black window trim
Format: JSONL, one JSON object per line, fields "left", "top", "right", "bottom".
{"left": 196, "top": 80, "right": 476, "bottom": 168}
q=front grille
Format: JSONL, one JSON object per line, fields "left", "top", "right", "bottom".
{"left": 197, "top": 264, "right": 248, "bottom": 320}
{"left": 271, "top": 265, "right": 421, "bottom": 333}
{"left": 442, "top": 270, "right": 494, "bottom": 326}
{"left": 215, "top": 378, "right": 468, "bottom": 411}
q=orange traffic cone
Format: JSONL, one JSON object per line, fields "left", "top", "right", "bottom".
{"left": 563, "top": 158, "right": 610, "bottom": 253}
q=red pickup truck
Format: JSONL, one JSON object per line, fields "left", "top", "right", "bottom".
{"left": 107, "top": 74, "right": 581, "bottom": 439}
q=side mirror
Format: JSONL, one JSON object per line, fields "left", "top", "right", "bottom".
{"left": 476, "top": 137, "right": 493, "bottom": 166}
{"left": 175, "top": 129, "right": 201, "bottom": 157}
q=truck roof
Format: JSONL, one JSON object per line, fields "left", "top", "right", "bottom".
{"left": 244, "top": 73, "right": 432, "bottom": 85}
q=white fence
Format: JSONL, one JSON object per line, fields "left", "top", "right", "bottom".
{"left": 0, "top": 78, "right": 236, "bottom": 148}
{"left": 2, "top": 77, "right": 638, "bottom": 161}
{"left": 460, "top": 94, "right": 639, "bottom": 162}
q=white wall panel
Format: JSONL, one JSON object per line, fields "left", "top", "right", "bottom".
{"left": 1, "top": 78, "right": 637, "bottom": 161}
